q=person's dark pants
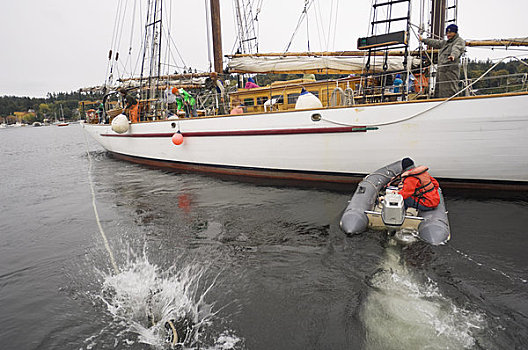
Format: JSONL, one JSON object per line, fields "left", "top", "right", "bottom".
{"left": 404, "top": 197, "right": 435, "bottom": 212}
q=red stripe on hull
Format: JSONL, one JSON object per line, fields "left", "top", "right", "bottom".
{"left": 101, "top": 126, "right": 370, "bottom": 138}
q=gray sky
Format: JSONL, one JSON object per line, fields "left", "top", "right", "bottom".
{"left": 1, "top": 0, "right": 527, "bottom": 97}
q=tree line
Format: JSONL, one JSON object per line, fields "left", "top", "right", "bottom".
{"left": 0, "top": 91, "right": 103, "bottom": 124}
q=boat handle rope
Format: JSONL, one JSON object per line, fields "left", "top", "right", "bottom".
{"left": 320, "top": 55, "right": 528, "bottom": 128}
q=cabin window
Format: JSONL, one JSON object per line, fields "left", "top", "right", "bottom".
{"left": 243, "top": 98, "right": 255, "bottom": 106}
{"left": 272, "top": 95, "right": 284, "bottom": 104}
{"left": 257, "top": 96, "right": 269, "bottom": 105}
{"left": 287, "top": 93, "right": 300, "bottom": 104}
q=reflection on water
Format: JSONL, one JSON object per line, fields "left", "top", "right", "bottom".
{"left": 362, "top": 242, "right": 485, "bottom": 350}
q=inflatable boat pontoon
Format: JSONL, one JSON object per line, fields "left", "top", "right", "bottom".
{"left": 340, "top": 161, "right": 450, "bottom": 245}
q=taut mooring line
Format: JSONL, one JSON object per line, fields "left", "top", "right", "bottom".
{"left": 82, "top": 128, "right": 120, "bottom": 274}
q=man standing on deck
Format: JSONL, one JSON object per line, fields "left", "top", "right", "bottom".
{"left": 419, "top": 24, "right": 466, "bottom": 98}
{"left": 119, "top": 88, "right": 139, "bottom": 123}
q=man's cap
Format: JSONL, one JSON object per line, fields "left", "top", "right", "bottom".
{"left": 446, "top": 24, "right": 458, "bottom": 33}
{"left": 402, "top": 157, "right": 415, "bottom": 171}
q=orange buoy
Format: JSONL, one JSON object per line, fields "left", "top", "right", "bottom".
{"left": 172, "top": 132, "right": 184, "bottom": 145}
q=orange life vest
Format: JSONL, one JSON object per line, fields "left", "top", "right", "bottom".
{"left": 401, "top": 165, "right": 437, "bottom": 199}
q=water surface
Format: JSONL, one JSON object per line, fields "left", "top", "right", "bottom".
{"left": 0, "top": 125, "right": 526, "bottom": 349}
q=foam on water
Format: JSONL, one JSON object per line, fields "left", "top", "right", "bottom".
{"left": 96, "top": 253, "right": 241, "bottom": 349}
{"left": 362, "top": 245, "right": 485, "bottom": 350}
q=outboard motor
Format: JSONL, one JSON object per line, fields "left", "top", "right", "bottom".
{"left": 381, "top": 187, "right": 405, "bottom": 228}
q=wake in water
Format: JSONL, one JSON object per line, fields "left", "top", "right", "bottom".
{"left": 92, "top": 252, "right": 241, "bottom": 349}
{"left": 361, "top": 243, "right": 485, "bottom": 350}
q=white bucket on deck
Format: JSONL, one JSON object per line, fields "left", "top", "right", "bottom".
{"left": 111, "top": 114, "right": 129, "bottom": 133}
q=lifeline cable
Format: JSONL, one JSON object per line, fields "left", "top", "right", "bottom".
{"left": 321, "top": 55, "right": 528, "bottom": 128}
{"left": 82, "top": 127, "right": 120, "bottom": 274}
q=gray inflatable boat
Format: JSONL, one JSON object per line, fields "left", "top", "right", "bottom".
{"left": 340, "top": 161, "right": 450, "bottom": 245}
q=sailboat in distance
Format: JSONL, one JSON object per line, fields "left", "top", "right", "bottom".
{"left": 57, "top": 104, "right": 69, "bottom": 127}
{"left": 82, "top": 0, "right": 528, "bottom": 190}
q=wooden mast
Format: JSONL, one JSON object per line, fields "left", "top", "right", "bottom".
{"left": 431, "top": 0, "right": 446, "bottom": 38}
{"left": 210, "top": 0, "right": 223, "bottom": 73}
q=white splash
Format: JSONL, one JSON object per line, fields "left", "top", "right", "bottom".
{"left": 96, "top": 255, "right": 241, "bottom": 349}
{"left": 362, "top": 246, "right": 485, "bottom": 350}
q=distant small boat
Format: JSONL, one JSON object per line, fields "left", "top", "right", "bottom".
{"left": 56, "top": 104, "right": 69, "bottom": 126}
{"left": 32, "top": 122, "right": 42, "bottom": 127}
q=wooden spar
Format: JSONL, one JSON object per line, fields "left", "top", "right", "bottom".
{"left": 210, "top": 0, "right": 223, "bottom": 73}
{"left": 118, "top": 72, "right": 217, "bottom": 82}
{"left": 228, "top": 68, "right": 363, "bottom": 75}
{"left": 465, "top": 39, "right": 528, "bottom": 47}
{"left": 227, "top": 50, "right": 413, "bottom": 57}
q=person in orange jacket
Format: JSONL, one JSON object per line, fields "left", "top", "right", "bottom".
{"left": 398, "top": 157, "right": 440, "bottom": 211}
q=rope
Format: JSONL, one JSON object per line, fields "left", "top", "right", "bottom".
{"left": 284, "top": 0, "right": 314, "bottom": 53}
{"left": 82, "top": 127, "right": 180, "bottom": 345}
{"left": 321, "top": 56, "right": 527, "bottom": 128}
{"left": 166, "top": 320, "right": 178, "bottom": 345}
{"left": 82, "top": 128, "right": 119, "bottom": 275}
{"left": 447, "top": 246, "right": 527, "bottom": 284}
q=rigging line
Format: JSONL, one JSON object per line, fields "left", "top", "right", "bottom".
{"left": 314, "top": 0, "right": 326, "bottom": 52}
{"left": 306, "top": 0, "right": 310, "bottom": 51}
{"left": 109, "top": 0, "right": 122, "bottom": 52}
{"left": 106, "top": 0, "right": 123, "bottom": 86}
{"left": 161, "top": 0, "right": 173, "bottom": 76}
{"left": 321, "top": 55, "right": 525, "bottom": 128}
{"left": 326, "top": 0, "right": 334, "bottom": 52}
{"left": 284, "top": 0, "right": 314, "bottom": 53}
{"left": 129, "top": 0, "right": 145, "bottom": 79}
{"left": 230, "top": 0, "right": 240, "bottom": 54}
{"left": 331, "top": 0, "right": 339, "bottom": 51}
{"left": 168, "top": 34, "right": 187, "bottom": 69}
{"left": 129, "top": 0, "right": 137, "bottom": 55}
{"left": 116, "top": 1, "right": 129, "bottom": 56}
{"left": 81, "top": 129, "right": 119, "bottom": 275}
{"left": 254, "top": 0, "right": 262, "bottom": 52}
{"left": 163, "top": 0, "right": 171, "bottom": 76}
{"left": 205, "top": 0, "right": 213, "bottom": 70}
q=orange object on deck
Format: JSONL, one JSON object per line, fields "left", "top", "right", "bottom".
{"left": 129, "top": 104, "right": 139, "bottom": 123}
{"left": 414, "top": 73, "right": 429, "bottom": 94}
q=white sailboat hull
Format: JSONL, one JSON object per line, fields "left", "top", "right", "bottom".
{"left": 83, "top": 93, "right": 528, "bottom": 187}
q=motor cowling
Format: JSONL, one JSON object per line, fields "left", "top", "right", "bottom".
{"left": 381, "top": 191, "right": 405, "bottom": 227}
